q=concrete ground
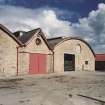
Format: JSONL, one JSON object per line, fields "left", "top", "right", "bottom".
{"left": 0, "top": 71, "right": 105, "bottom": 105}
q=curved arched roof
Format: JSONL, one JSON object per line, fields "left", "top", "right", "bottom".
{"left": 53, "top": 37, "right": 95, "bottom": 57}
{"left": 0, "top": 24, "right": 95, "bottom": 56}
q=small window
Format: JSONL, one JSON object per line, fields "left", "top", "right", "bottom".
{"left": 35, "top": 38, "right": 41, "bottom": 45}
{"left": 76, "top": 44, "right": 81, "bottom": 54}
{"left": 85, "top": 61, "right": 88, "bottom": 65}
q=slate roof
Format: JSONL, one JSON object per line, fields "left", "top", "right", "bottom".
{"left": 14, "top": 29, "right": 64, "bottom": 49}
{"left": 0, "top": 24, "right": 95, "bottom": 55}
{"left": 0, "top": 24, "right": 22, "bottom": 45}
{"left": 13, "top": 28, "right": 51, "bottom": 50}
{"left": 47, "top": 37, "right": 64, "bottom": 49}
{"left": 14, "top": 28, "right": 40, "bottom": 44}
{"left": 13, "top": 28, "right": 95, "bottom": 56}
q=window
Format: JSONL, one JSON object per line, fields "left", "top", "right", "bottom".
{"left": 35, "top": 38, "right": 41, "bottom": 45}
{"left": 76, "top": 44, "right": 81, "bottom": 54}
{"left": 85, "top": 61, "right": 88, "bottom": 65}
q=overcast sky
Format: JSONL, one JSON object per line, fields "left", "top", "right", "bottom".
{"left": 0, "top": 0, "right": 105, "bottom": 53}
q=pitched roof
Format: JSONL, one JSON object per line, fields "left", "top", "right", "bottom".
{"left": 37, "top": 29, "right": 52, "bottom": 50}
{"left": 13, "top": 28, "right": 51, "bottom": 50}
{"left": 0, "top": 24, "right": 22, "bottom": 45}
{"left": 95, "top": 54, "right": 105, "bottom": 61}
{"left": 0, "top": 24, "right": 95, "bottom": 55}
{"left": 47, "top": 37, "right": 64, "bottom": 49}
{"left": 11, "top": 25, "right": 94, "bottom": 55}
{"left": 13, "top": 31, "right": 26, "bottom": 38}
{"left": 17, "top": 29, "right": 39, "bottom": 44}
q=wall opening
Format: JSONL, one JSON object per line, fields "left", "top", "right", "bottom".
{"left": 64, "top": 53, "right": 75, "bottom": 71}
{"left": 95, "top": 61, "right": 105, "bottom": 71}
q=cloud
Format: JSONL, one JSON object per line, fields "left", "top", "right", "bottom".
{"left": 0, "top": 5, "right": 74, "bottom": 37}
{"left": 72, "top": 3, "right": 105, "bottom": 53}
{"left": 0, "top": 3, "right": 105, "bottom": 53}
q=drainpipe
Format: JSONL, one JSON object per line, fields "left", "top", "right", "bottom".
{"left": 16, "top": 46, "right": 19, "bottom": 76}
{"left": 52, "top": 51, "right": 54, "bottom": 73}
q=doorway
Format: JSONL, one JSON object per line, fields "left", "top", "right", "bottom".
{"left": 95, "top": 61, "right": 105, "bottom": 71}
{"left": 64, "top": 54, "right": 75, "bottom": 71}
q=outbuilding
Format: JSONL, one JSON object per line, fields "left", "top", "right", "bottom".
{"left": 17, "top": 28, "right": 53, "bottom": 75}
{"left": 95, "top": 54, "right": 105, "bottom": 71}
{"left": 48, "top": 37, "right": 95, "bottom": 72}
{"left": 0, "top": 24, "right": 95, "bottom": 76}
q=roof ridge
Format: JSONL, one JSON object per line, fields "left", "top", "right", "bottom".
{"left": 27, "top": 28, "right": 41, "bottom": 33}
{"left": 96, "top": 53, "right": 105, "bottom": 55}
{"left": 0, "top": 24, "right": 23, "bottom": 45}
{"left": 47, "top": 37, "right": 63, "bottom": 40}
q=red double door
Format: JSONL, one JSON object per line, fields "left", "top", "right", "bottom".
{"left": 29, "top": 53, "right": 47, "bottom": 74}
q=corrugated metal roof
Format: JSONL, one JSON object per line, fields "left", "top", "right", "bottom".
{"left": 95, "top": 54, "right": 105, "bottom": 61}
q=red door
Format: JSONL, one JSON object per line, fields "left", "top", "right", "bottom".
{"left": 29, "top": 53, "right": 47, "bottom": 74}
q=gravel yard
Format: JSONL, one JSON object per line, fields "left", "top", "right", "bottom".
{"left": 0, "top": 71, "right": 105, "bottom": 105}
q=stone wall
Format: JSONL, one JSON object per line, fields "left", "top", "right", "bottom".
{"left": 18, "top": 35, "right": 52, "bottom": 75}
{"left": 54, "top": 39, "right": 95, "bottom": 72}
{"left": 0, "top": 28, "right": 95, "bottom": 76}
{"left": 0, "top": 30, "right": 18, "bottom": 76}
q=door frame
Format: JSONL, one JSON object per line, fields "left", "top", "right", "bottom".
{"left": 64, "top": 53, "right": 75, "bottom": 71}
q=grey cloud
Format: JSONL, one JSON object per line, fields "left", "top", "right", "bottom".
{"left": 72, "top": 3, "right": 105, "bottom": 53}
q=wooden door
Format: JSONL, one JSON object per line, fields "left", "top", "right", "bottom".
{"left": 38, "top": 54, "right": 47, "bottom": 74}
{"left": 29, "top": 53, "right": 47, "bottom": 74}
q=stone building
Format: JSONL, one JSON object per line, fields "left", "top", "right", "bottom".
{"left": 48, "top": 37, "right": 95, "bottom": 72}
{"left": 0, "top": 24, "right": 22, "bottom": 76}
{"left": 0, "top": 24, "right": 95, "bottom": 76}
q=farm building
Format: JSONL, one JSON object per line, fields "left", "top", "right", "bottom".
{"left": 95, "top": 54, "right": 105, "bottom": 71}
{"left": 48, "top": 37, "right": 95, "bottom": 72}
{"left": 0, "top": 24, "right": 95, "bottom": 76}
{"left": 0, "top": 24, "right": 23, "bottom": 76}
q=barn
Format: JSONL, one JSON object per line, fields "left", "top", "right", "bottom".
{"left": 0, "top": 24, "right": 95, "bottom": 76}
{"left": 95, "top": 54, "right": 105, "bottom": 71}
{"left": 16, "top": 28, "right": 53, "bottom": 75}
{"left": 48, "top": 37, "right": 95, "bottom": 72}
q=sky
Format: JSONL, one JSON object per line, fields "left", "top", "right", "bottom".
{"left": 0, "top": 0, "right": 105, "bottom": 53}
